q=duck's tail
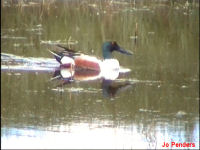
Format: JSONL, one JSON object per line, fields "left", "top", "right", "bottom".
{"left": 48, "top": 49, "right": 63, "bottom": 64}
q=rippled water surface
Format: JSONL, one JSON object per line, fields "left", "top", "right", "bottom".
{"left": 1, "top": 0, "right": 199, "bottom": 149}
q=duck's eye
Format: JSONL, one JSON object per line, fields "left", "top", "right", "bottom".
{"left": 111, "top": 41, "right": 117, "bottom": 46}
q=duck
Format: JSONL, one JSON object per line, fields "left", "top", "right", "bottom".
{"left": 49, "top": 41, "right": 133, "bottom": 73}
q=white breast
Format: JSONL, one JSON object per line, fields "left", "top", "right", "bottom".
{"left": 100, "top": 59, "right": 120, "bottom": 80}
{"left": 100, "top": 59, "right": 120, "bottom": 70}
{"left": 61, "top": 56, "right": 75, "bottom": 65}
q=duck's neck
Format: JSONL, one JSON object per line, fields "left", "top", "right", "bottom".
{"left": 102, "top": 44, "right": 112, "bottom": 59}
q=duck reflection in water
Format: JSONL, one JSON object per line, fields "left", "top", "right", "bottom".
{"left": 52, "top": 66, "right": 133, "bottom": 98}
{"left": 101, "top": 79, "right": 132, "bottom": 98}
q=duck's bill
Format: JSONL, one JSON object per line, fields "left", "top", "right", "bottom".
{"left": 117, "top": 48, "right": 133, "bottom": 55}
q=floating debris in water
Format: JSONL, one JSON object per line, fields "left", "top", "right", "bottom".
{"left": 64, "top": 87, "right": 100, "bottom": 93}
{"left": 116, "top": 78, "right": 139, "bottom": 83}
{"left": 41, "top": 36, "right": 78, "bottom": 46}
{"left": 1, "top": 28, "right": 18, "bottom": 32}
{"left": 13, "top": 43, "right": 20, "bottom": 47}
{"left": 130, "top": 36, "right": 138, "bottom": 40}
{"left": 175, "top": 111, "right": 187, "bottom": 117}
{"left": 117, "top": 78, "right": 161, "bottom": 85}
{"left": 66, "top": 87, "right": 84, "bottom": 92}
{"left": 110, "top": 1, "right": 129, "bottom": 5}
{"left": 139, "top": 108, "right": 160, "bottom": 113}
{"left": 65, "top": 36, "right": 79, "bottom": 45}
{"left": 129, "top": 7, "right": 151, "bottom": 12}
{"left": 148, "top": 83, "right": 153, "bottom": 86}
{"left": 36, "top": 24, "right": 42, "bottom": 27}
{"left": 88, "top": 4, "right": 97, "bottom": 8}
{"left": 52, "top": 87, "right": 102, "bottom": 94}
{"left": 96, "top": 99, "right": 102, "bottom": 103}
{"left": 51, "top": 88, "right": 64, "bottom": 92}
{"left": 25, "top": 25, "right": 43, "bottom": 35}
{"left": 14, "top": 73, "right": 21, "bottom": 76}
{"left": 181, "top": 85, "right": 187, "bottom": 88}
{"left": 191, "top": 78, "right": 199, "bottom": 82}
{"left": 148, "top": 32, "right": 155, "bottom": 35}
{"left": 41, "top": 40, "right": 63, "bottom": 45}
{"left": 1, "top": 35, "right": 27, "bottom": 40}
{"left": 142, "top": 80, "right": 162, "bottom": 83}
{"left": 26, "top": 28, "right": 43, "bottom": 32}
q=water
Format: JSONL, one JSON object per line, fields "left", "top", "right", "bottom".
{"left": 1, "top": 0, "right": 199, "bottom": 149}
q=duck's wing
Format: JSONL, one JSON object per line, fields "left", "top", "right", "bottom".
{"left": 56, "top": 44, "right": 81, "bottom": 57}
{"left": 48, "top": 45, "right": 81, "bottom": 63}
{"left": 56, "top": 44, "right": 77, "bottom": 54}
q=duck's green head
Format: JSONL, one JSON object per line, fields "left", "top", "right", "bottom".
{"left": 102, "top": 41, "right": 132, "bottom": 59}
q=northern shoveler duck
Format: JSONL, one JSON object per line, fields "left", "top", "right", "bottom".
{"left": 49, "top": 41, "right": 133, "bottom": 72}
